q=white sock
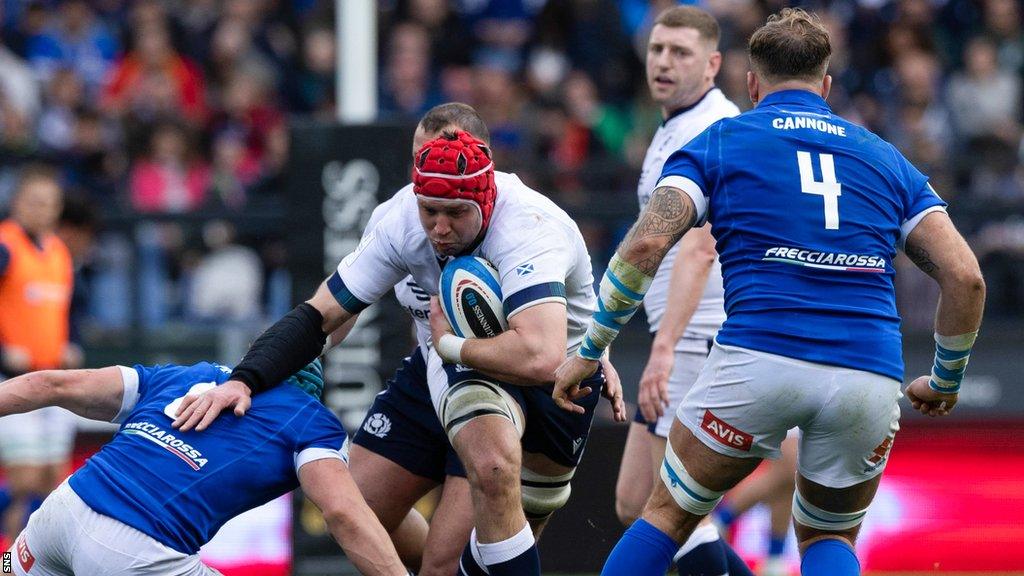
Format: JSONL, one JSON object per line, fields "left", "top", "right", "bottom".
{"left": 475, "top": 523, "right": 535, "bottom": 566}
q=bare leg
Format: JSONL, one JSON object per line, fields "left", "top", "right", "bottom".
{"left": 451, "top": 415, "right": 525, "bottom": 544}
{"left": 419, "top": 476, "right": 474, "bottom": 576}
{"left": 614, "top": 422, "right": 655, "bottom": 526}
{"left": 347, "top": 444, "right": 438, "bottom": 569}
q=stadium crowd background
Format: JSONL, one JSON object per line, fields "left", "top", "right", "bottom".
{"left": 1, "top": 0, "right": 1022, "bottom": 336}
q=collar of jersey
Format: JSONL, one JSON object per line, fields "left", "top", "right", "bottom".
{"left": 757, "top": 89, "right": 830, "bottom": 112}
{"left": 662, "top": 87, "right": 717, "bottom": 126}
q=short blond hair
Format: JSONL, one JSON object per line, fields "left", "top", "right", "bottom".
{"left": 749, "top": 8, "right": 831, "bottom": 83}
{"left": 654, "top": 6, "right": 720, "bottom": 47}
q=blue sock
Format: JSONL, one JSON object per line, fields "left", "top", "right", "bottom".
{"left": 468, "top": 525, "right": 540, "bottom": 576}
{"left": 722, "top": 539, "right": 755, "bottom": 576}
{"left": 458, "top": 541, "right": 488, "bottom": 576}
{"left": 675, "top": 524, "right": 727, "bottom": 575}
{"left": 601, "top": 518, "right": 678, "bottom": 576}
{"left": 714, "top": 503, "right": 737, "bottom": 527}
{"left": 676, "top": 541, "right": 727, "bottom": 575}
{"left": 768, "top": 533, "right": 787, "bottom": 557}
{"left": 801, "top": 539, "right": 859, "bottom": 576}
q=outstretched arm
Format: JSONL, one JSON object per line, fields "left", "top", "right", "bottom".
{"left": 638, "top": 225, "right": 716, "bottom": 421}
{"left": 173, "top": 280, "right": 356, "bottom": 431}
{"left": 554, "top": 186, "right": 697, "bottom": 413}
{"left": 903, "top": 211, "right": 985, "bottom": 416}
{"left": 0, "top": 367, "right": 126, "bottom": 421}
{"left": 299, "top": 458, "right": 409, "bottom": 576}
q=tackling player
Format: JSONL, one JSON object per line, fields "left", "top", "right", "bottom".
{"left": 171, "top": 103, "right": 625, "bottom": 576}
{"left": 555, "top": 9, "right": 985, "bottom": 576}
{"left": 0, "top": 360, "right": 407, "bottom": 575}
{"left": 611, "top": 7, "right": 753, "bottom": 575}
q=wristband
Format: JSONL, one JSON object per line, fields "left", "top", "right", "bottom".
{"left": 579, "top": 253, "right": 654, "bottom": 360}
{"left": 928, "top": 331, "right": 977, "bottom": 394}
{"left": 437, "top": 333, "right": 466, "bottom": 364}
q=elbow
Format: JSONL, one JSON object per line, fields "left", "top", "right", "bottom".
{"left": 525, "top": 351, "right": 564, "bottom": 384}
{"left": 946, "top": 264, "right": 986, "bottom": 299}
{"left": 322, "top": 504, "right": 360, "bottom": 537}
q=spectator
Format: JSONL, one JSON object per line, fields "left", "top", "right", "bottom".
{"left": 379, "top": 21, "right": 441, "bottom": 120}
{"left": 25, "top": 0, "right": 118, "bottom": 94}
{"left": 0, "top": 30, "right": 40, "bottom": 123}
{"left": 186, "top": 220, "right": 262, "bottom": 321}
{"left": 102, "top": 22, "right": 206, "bottom": 124}
{"left": 128, "top": 120, "right": 210, "bottom": 213}
{"left": 286, "top": 24, "right": 335, "bottom": 116}
{"left": 0, "top": 164, "right": 77, "bottom": 540}
{"left": 36, "top": 68, "right": 83, "bottom": 153}
{"left": 947, "top": 36, "right": 1021, "bottom": 144}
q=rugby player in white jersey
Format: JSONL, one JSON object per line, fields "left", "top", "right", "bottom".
{"left": 613, "top": 7, "right": 785, "bottom": 574}
{"left": 170, "top": 103, "right": 625, "bottom": 576}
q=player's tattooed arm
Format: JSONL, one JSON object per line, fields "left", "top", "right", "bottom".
{"left": 619, "top": 186, "right": 697, "bottom": 275}
{"left": 905, "top": 242, "right": 939, "bottom": 275}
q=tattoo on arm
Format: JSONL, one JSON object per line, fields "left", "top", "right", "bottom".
{"left": 906, "top": 242, "right": 939, "bottom": 275}
{"left": 620, "top": 186, "right": 696, "bottom": 275}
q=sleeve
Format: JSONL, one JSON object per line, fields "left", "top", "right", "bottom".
{"left": 111, "top": 364, "right": 154, "bottom": 423}
{"left": 293, "top": 405, "right": 349, "bottom": 472}
{"left": 329, "top": 213, "right": 409, "bottom": 314}
{"left": 895, "top": 151, "right": 947, "bottom": 245}
{"left": 494, "top": 222, "right": 572, "bottom": 320}
{"left": 655, "top": 125, "right": 716, "bottom": 226}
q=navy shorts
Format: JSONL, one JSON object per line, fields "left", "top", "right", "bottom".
{"left": 440, "top": 361, "right": 605, "bottom": 469}
{"left": 352, "top": 349, "right": 466, "bottom": 482}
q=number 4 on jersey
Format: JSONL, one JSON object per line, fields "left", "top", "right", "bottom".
{"left": 797, "top": 151, "right": 842, "bottom": 230}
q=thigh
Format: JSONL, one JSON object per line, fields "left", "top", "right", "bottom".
{"left": 800, "top": 370, "right": 901, "bottom": 489}
{"left": 420, "top": 476, "right": 474, "bottom": 576}
{"left": 520, "top": 368, "right": 604, "bottom": 468}
{"left": 9, "top": 495, "right": 73, "bottom": 576}
{"left": 353, "top": 353, "right": 452, "bottom": 484}
{"left": 615, "top": 422, "right": 655, "bottom": 511}
{"left": 347, "top": 444, "right": 438, "bottom": 530}
{"left": 676, "top": 344, "right": 820, "bottom": 462}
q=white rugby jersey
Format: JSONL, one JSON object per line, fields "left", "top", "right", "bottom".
{"left": 394, "top": 275, "right": 432, "bottom": 351}
{"left": 638, "top": 88, "right": 737, "bottom": 352}
{"left": 332, "top": 171, "right": 596, "bottom": 353}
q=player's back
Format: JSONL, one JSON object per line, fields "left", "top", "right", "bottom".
{"left": 662, "top": 89, "right": 945, "bottom": 380}
{"left": 69, "top": 362, "right": 345, "bottom": 554}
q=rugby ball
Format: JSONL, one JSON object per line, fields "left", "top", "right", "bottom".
{"left": 439, "top": 256, "right": 508, "bottom": 338}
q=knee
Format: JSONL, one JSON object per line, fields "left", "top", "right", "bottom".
{"left": 465, "top": 444, "right": 520, "bottom": 501}
{"left": 614, "top": 493, "right": 642, "bottom": 526}
{"left": 792, "top": 490, "right": 866, "bottom": 550}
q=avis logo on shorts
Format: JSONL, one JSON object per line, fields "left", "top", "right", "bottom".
{"left": 701, "top": 410, "right": 753, "bottom": 451}
{"left": 363, "top": 413, "right": 392, "bottom": 438}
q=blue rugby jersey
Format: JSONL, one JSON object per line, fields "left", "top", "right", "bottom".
{"left": 69, "top": 362, "right": 346, "bottom": 554}
{"left": 658, "top": 90, "right": 946, "bottom": 381}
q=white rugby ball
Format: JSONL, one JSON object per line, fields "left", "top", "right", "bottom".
{"left": 439, "top": 256, "right": 508, "bottom": 338}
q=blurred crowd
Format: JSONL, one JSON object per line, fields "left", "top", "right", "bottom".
{"left": 1, "top": 0, "right": 1022, "bottom": 334}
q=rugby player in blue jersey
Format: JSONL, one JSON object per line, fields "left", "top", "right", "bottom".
{"left": 0, "top": 360, "right": 407, "bottom": 575}
{"left": 554, "top": 9, "right": 985, "bottom": 576}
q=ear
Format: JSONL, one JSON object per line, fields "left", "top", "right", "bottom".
{"left": 707, "top": 50, "right": 723, "bottom": 81}
{"left": 747, "top": 70, "right": 759, "bottom": 106}
{"left": 821, "top": 74, "right": 833, "bottom": 100}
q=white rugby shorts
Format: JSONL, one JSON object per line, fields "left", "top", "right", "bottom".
{"left": 0, "top": 406, "right": 76, "bottom": 465}
{"left": 677, "top": 342, "right": 901, "bottom": 488}
{"left": 7, "top": 480, "right": 221, "bottom": 576}
{"left": 649, "top": 348, "right": 708, "bottom": 438}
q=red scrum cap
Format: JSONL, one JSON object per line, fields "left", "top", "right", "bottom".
{"left": 412, "top": 130, "right": 496, "bottom": 232}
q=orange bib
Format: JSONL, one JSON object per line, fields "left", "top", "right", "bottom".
{"left": 0, "top": 220, "right": 73, "bottom": 370}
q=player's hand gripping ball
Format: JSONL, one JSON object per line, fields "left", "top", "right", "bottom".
{"left": 438, "top": 256, "right": 507, "bottom": 339}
